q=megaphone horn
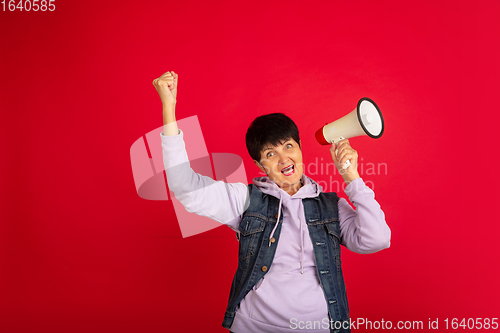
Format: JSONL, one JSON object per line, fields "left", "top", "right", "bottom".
{"left": 315, "top": 97, "right": 384, "bottom": 145}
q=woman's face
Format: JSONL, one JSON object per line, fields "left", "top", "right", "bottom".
{"left": 254, "top": 138, "right": 304, "bottom": 195}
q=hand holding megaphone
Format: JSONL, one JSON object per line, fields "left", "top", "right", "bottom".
{"left": 316, "top": 97, "right": 384, "bottom": 171}
{"left": 330, "top": 138, "right": 360, "bottom": 183}
{"left": 333, "top": 136, "right": 352, "bottom": 170}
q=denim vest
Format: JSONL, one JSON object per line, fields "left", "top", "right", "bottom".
{"left": 222, "top": 184, "right": 351, "bottom": 333}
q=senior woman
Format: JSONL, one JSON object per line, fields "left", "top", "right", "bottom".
{"left": 153, "top": 71, "right": 391, "bottom": 333}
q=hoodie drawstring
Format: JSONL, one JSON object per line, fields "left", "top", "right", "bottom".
{"left": 299, "top": 207, "right": 304, "bottom": 274}
{"left": 269, "top": 191, "right": 282, "bottom": 247}
{"left": 268, "top": 191, "right": 305, "bottom": 275}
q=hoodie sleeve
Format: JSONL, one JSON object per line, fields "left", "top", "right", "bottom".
{"left": 161, "top": 129, "right": 249, "bottom": 232}
{"left": 338, "top": 178, "right": 391, "bottom": 254}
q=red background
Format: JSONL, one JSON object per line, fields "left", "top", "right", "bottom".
{"left": 1, "top": 0, "right": 499, "bottom": 332}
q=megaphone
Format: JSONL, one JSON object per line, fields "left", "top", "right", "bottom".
{"left": 315, "top": 97, "right": 384, "bottom": 169}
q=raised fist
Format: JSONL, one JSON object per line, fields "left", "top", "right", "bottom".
{"left": 152, "top": 71, "right": 178, "bottom": 108}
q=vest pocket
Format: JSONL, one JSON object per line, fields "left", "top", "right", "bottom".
{"left": 325, "top": 221, "right": 340, "bottom": 240}
{"left": 238, "top": 215, "right": 266, "bottom": 260}
{"left": 239, "top": 214, "right": 266, "bottom": 236}
{"left": 325, "top": 221, "right": 341, "bottom": 263}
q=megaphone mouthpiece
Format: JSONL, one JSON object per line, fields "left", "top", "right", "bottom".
{"left": 315, "top": 126, "right": 330, "bottom": 145}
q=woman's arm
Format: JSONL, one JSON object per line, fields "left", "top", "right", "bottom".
{"left": 152, "top": 71, "right": 179, "bottom": 136}
{"left": 338, "top": 179, "right": 391, "bottom": 254}
{"left": 154, "top": 71, "right": 249, "bottom": 231}
{"left": 161, "top": 129, "right": 249, "bottom": 230}
{"left": 330, "top": 139, "right": 391, "bottom": 253}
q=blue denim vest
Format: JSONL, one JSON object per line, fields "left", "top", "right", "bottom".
{"left": 222, "top": 184, "right": 351, "bottom": 333}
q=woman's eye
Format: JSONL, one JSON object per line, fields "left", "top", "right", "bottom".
{"left": 267, "top": 152, "right": 274, "bottom": 158}
{"left": 286, "top": 144, "right": 292, "bottom": 149}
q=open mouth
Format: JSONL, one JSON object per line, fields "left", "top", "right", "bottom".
{"left": 281, "top": 164, "right": 295, "bottom": 176}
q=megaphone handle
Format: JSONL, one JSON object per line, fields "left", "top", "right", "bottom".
{"left": 334, "top": 136, "right": 351, "bottom": 170}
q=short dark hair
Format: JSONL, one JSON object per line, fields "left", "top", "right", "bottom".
{"left": 245, "top": 113, "right": 301, "bottom": 162}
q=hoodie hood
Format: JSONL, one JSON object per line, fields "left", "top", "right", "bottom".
{"left": 252, "top": 173, "right": 322, "bottom": 274}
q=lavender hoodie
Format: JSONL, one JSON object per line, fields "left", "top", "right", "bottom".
{"left": 161, "top": 129, "right": 391, "bottom": 332}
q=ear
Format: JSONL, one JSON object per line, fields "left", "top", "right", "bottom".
{"left": 299, "top": 139, "right": 302, "bottom": 149}
{"left": 253, "top": 160, "right": 267, "bottom": 174}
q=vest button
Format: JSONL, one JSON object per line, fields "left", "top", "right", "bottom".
{"left": 270, "top": 237, "right": 276, "bottom": 243}
{"left": 261, "top": 266, "right": 268, "bottom": 272}
{"left": 275, "top": 214, "right": 278, "bottom": 219}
